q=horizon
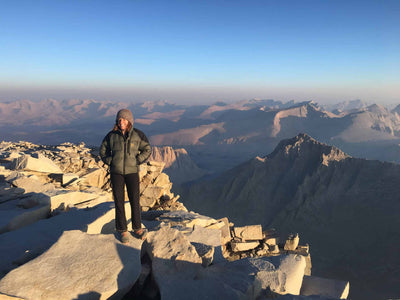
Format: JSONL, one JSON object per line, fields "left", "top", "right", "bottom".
{"left": 0, "top": 93, "right": 392, "bottom": 109}
{"left": 1, "top": 0, "right": 399, "bottom": 105}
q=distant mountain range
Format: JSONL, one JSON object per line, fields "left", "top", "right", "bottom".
{"left": 180, "top": 133, "right": 400, "bottom": 300}
{"left": 2, "top": 98, "right": 400, "bottom": 175}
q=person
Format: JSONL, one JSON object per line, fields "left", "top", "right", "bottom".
{"left": 100, "top": 109, "right": 151, "bottom": 243}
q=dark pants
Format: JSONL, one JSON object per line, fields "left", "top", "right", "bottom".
{"left": 110, "top": 172, "right": 141, "bottom": 232}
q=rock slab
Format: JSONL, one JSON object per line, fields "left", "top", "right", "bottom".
{"left": 0, "top": 230, "right": 143, "bottom": 300}
{"left": 11, "top": 154, "right": 62, "bottom": 174}
{"left": 234, "top": 225, "right": 263, "bottom": 241}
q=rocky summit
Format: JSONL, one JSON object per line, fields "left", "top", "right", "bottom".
{"left": 0, "top": 140, "right": 350, "bottom": 299}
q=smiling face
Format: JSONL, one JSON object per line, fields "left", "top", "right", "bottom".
{"left": 118, "top": 118, "right": 129, "bottom": 132}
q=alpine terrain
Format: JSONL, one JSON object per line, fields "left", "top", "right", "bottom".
{"left": 181, "top": 133, "right": 400, "bottom": 300}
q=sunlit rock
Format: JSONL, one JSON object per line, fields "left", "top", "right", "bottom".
{"left": 10, "top": 154, "right": 62, "bottom": 174}
{"left": 234, "top": 225, "right": 263, "bottom": 241}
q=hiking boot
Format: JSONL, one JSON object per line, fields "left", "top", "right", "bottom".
{"left": 132, "top": 228, "right": 147, "bottom": 240}
{"left": 120, "top": 231, "right": 129, "bottom": 244}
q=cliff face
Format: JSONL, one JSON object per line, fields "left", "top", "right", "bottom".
{"left": 181, "top": 133, "right": 400, "bottom": 300}
{"left": 150, "top": 146, "right": 207, "bottom": 184}
{"left": 271, "top": 155, "right": 400, "bottom": 299}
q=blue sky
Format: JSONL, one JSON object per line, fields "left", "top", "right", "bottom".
{"left": 0, "top": 0, "right": 399, "bottom": 104}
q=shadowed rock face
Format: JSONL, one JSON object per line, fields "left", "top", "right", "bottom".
{"left": 181, "top": 133, "right": 400, "bottom": 300}
{"left": 181, "top": 134, "right": 350, "bottom": 225}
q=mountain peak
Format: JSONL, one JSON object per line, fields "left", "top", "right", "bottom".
{"left": 366, "top": 103, "right": 388, "bottom": 114}
{"left": 267, "top": 133, "right": 349, "bottom": 166}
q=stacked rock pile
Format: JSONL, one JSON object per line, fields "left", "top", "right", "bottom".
{"left": 224, "top": 224, "right": 311, "bottom": 276}
{"left": 138, "top": 161, "right": 184, "bottom": 212}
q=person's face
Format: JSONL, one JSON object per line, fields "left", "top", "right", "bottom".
{"left": 118, "top": 118, "right": 129, "bottom": 131}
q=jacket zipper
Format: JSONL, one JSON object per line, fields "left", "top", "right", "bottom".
{"left": 123, "top": 134, "right": 127, "bottom": 175}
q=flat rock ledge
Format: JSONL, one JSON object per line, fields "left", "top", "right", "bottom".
{"left": 0, "top": 230, "right": 143, "bottom": 300}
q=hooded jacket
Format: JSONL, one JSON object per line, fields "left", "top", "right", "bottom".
{"left": 100, "top": 127, "right": 151, "bottom": 174}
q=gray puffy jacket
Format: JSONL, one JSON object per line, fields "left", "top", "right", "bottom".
{"left": 100, "top": 127, "right": 151, "bottom": 174}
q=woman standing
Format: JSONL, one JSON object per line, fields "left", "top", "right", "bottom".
{"left": 100, "top": 109, "right": 151, "bottom": 243}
